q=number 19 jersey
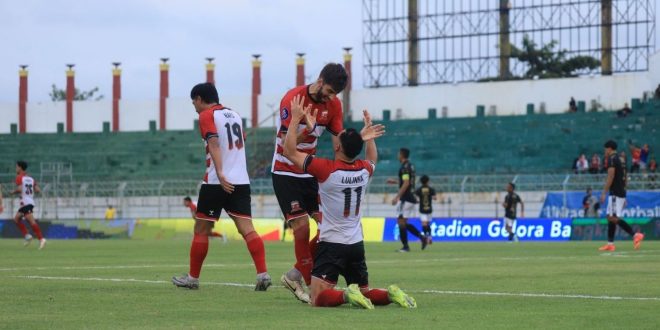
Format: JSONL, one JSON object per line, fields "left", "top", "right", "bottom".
{"left": 198, "top": 104, "right": 250, "bottom": 185}
{"left": 304, "top": 156, "right": 375, "bottom": 245}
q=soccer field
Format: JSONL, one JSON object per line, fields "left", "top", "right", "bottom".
{"left": 1, "top": 239, "right": 659, "bottom": 329}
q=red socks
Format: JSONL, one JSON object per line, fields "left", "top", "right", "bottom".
{"left": 315, "top": 289, "right": 345, "bottom": 307}
{"left": 30, "top": 223, "right": 44, "bottom": 240}
{"left": 363, "top": 289, "right": 391, "bottom": 305}
{"left": 15, "top": 221, "right": 29, "bottom": 236}
{"left": 243, "top": 231, "right": 267, "bottom": 274}
{"left": 189, "top": 233, "right": 209, "bottom": 278}
{"left": 293, "top": 222, "right": 313, "bottom": 285}
{"left": 309, "top": 229, "right": 320, "bottom": 259}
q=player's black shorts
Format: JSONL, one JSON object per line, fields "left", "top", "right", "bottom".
{"left": 272, "top": 174, "right": 319, "bottom": 221}
{"left": 18, "top": 205, "right": 34, "bottom": 215}
{"left": 195, "top": 184, "right": 251, "bottom": 221}
{"left": 311, "top": 241, "right": 369, "bottom": 288}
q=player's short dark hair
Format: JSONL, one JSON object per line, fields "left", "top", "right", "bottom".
{"left": 190, "top": 83, "right": 219, "bottom": 104}
{"left": 586, "top": 187, "right": 592, "bottom": 193}
{"left": 509, "top": 182, "right": 516, "bottom": 190}
{"left": 604, "top": 140, "right": 617, "bottom": 150}
{"left": 339, "top": 128, "right": 364, "bottom": 159}
{"left": 183, "top": 196, "right": 192, "bottom": 202}
{"left": 420, "top": 175, "right": 430, "bottom": 185}
{"left": 400, "top": 148, "right": 410, "bottom": 159}
{"left": 16, "top": 160, "right": 28, "bottom": 171}
{"left": 319, "top": 63, "right": 348, "bottom": 93}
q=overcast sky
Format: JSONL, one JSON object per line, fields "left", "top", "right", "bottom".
{"left": 0, "top": 0, "right": 658, "bottom": 102}
{"left": 0, "top": 0, "right": 362, "bottom": 102}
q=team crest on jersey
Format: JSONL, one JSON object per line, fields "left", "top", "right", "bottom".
{"left": 281, "top": 108, "right": 289, "bottom": 120}
{"left": 321, "top": 110, "right": 328, "bottom": 119}
{"left": 290, "top": 201, "right": 302, "bottom": 213}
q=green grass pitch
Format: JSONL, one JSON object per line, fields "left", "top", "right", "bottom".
{"left": 1, "top": 239, "right": 659, "bottom": 329}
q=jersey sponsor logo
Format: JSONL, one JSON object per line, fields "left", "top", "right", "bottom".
{"left": 341, "top": 176, "right": 364, "bottom": 184}
{"left": 320, "top": 110, "right": 328, "bottom": 119}
{"left": 281, "top": 108, "right": 289, "bottom": 120}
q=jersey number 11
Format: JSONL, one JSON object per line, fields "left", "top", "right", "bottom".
{"left": 341, "top": 186, "right": 363, "bottom": 217}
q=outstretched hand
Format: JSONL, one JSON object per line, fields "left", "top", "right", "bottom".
{"left": 360, "top": 109, "right": 385, "bottom": 141}
{"left": 290, "top": 95, "right": 317, "bottom": 130}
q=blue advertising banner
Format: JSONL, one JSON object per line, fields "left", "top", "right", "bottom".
{"left": 540, "top": 191, "right": 660, "bottom": 218}
{"left": 382, "top": 218, "right": 572, "bottom": 242}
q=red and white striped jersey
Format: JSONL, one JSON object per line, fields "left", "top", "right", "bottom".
{"left": 15, "top": 174, "right": 36, "bottom": 207}
{"left": 271, "top": 85, "right": 343, "bottom": 178}
{"left": 303, "top": 156, "right": 375, "bottom": 244}
{"left": 198, "top": 104, "right": 250, "bottom": 185}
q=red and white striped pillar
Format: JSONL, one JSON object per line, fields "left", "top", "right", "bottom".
{"left": 251, "top": 54, "right": 261, "bottom": 128}
{"left": 296, "top": 53, "right": 305, "bottom": 86}
{"left": 159, "top": 58, "right": 169, "bottom": 131}
{"left": 206, "top": 57, "right": 215, "bottom": 85}
{"left": 112, "top": 62, "right": 121, "bottom": 132}
{"left": 342, "top": 47, "right": 353, "bottom": 121}
{"left": 66, "top": 64, "right": 75, "bottom": 133}
{"left": 18, "top": 65, "right": 28, "bottom": 133}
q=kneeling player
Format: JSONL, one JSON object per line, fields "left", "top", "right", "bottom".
{"left": 283, "top": 95, "right": 416, "bottom": 309}
{"left": 172, "top": 83, "right": 270, "bottom": 291}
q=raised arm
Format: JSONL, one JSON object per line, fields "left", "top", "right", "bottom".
{"left": 283, "top": 95, "right": 316, "bottom": 170}
{"left": 360, "top": 109, "right": 385, "bottom": 164}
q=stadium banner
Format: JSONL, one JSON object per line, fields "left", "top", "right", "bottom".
{"left": 540, "top": 191, "right": 660, "bottom": 218}
{"left": 571, "top": 217, "right": 660, "bottom": 241}
{"left": 0, "top": 218, "right": 285, "bottom": 240}
{"left": 382, "top": 218, "right": 572, "bottom": 242}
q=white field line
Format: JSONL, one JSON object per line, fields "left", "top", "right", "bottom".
{"left": 11, "top": 275, "right": 660, "bottom": 302}
{"left": 1, "top": 251, "right": 658, "bottom": 272}
{"left": 0, "top": 255, "right": 650, "bottom": 270}
{"left": 416, "top": 289, "right": 660, "bottom": 302}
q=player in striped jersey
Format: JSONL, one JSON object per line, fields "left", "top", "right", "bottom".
{"left": 13, "top": 161, "right": 46, "bottom": 249}
{"left": 172, "top": 83, "right": 270, "bottom": 291}
{"left": 282, "top": 95, "right": 416, "bottom": 309}
{"left": 274, "top": 64, "right": 348, "bottom": 303}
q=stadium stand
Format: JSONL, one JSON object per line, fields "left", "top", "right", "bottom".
{"left": 1, "top": 100, "right": 658, "bottom": 181}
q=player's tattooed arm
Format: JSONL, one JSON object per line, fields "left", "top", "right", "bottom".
{"left": 283, "top": 95, "right": 316, "bottom": 169}
{"left": 207, "top": 136, "right": 235, "bottom": 194}
{"left": 360, "top": 109, "right": 385, "bottom": 164}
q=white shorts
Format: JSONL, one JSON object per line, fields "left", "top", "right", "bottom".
{"left": 504, "top": 217, "right": 515, "bottom": 227}
{"left": 396, "top": 201, "right": 416, "bottom": 219}
{"left": 420, "top": 213, "right": 432, "bottom": 223}
{"left": 606, "top": 196, "right": 626, "bottom": 217}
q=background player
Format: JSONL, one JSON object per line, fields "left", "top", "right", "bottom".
{"left": 598, "top": 140, "right": 644, "bottom": 251}
{"left": 502, "top": 183, "right": 524, "bottom": 242}
{"left": 283, "top": 95, "right": 416, "bottom": 309}
{"left": 272, "top": 63, "right": 348, "bottom": 303}
{"left": 183, "top": 196, "right": 223, "bottom": 240}
{"left": 387, "top": 148, "right": 427, "bottom": 252}
{"left": 13, "top": 161, "right": 46, "bottom": 249}
{"left": 172, "top": 83, "right": 270, "bottom": 291}
{"left": 415, "top": 175, "right": 437, "bottom": 243}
